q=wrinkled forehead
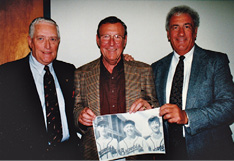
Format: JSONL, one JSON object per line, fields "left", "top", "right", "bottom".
{"left": 34, "top": 23, "right": 58, "bottom": 35}
{"left": 169, "top": 13, "right": 194, "bottom": 25}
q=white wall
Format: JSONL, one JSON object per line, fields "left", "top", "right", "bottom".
{"left": 51, "top": 0, "right": 234, "bottom": 139}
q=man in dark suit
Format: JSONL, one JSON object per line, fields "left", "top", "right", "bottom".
{"left": 0, "top": 17, "right": 80, "bottom": 159}
{"left": 151, "top": 5, "right": 234, "bottom": 160}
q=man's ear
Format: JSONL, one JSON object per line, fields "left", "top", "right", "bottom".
{"left": 123, "top": 35, "right": 127, "bottom": 48}
{"left": 27, "top": 36, "right": 32, "bottom": 49}
{"left": 96, "top": 34, "right": 100, "bottom": 48}
{"left": 194, "top": 27, "right": 198, "bottom": 40}
{"left": 167, "top": 30, "right": 170, "bottom": 42}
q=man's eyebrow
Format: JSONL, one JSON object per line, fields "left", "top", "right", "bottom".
{"left": 170, "top": 24, "right": 179, "bottom": 28}
{"left": 184, "top": 23, "right": 193, "bottom": 26}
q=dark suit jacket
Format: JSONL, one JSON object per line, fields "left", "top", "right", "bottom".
{"left": 0, "top": 54, "right": 80, "bottom": 160}
{"left": 151, "top": 44, "right": 234, "bottom": 159}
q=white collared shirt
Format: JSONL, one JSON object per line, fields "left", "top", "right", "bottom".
{"left": 29, "top": 53, "right": 70, "bottom": 142}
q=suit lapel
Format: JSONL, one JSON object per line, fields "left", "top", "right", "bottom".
{"left": 153, "top": 54, "right": 173, "bottom": 144}
{"left": 53, "top": 61, "right": 69, "bottom": 99}
{"left": 124, "top": 60, "right": 142, "bottom": 111}
{"left": 157, "top": 53, "right": 173, "bottom": 105}
{"left": 85, "top": 59, "right": 101, "bottom": 115}
{"left": 52, "top": 60, "right": 78, "bottom": 137}
{"left": 23, "top": 55, "right": 44, "bottom": 111}
{"left": 22, "top": 55, "right": 47, "bottom": 135}
{"left": 186, "top": 45, "right": 208, "bottom": 109}
{"left": 22, "top": 55, "right": 42, "bottom": 101}
{"left": 52, "top": 61, "right": 70, "bottom": 119}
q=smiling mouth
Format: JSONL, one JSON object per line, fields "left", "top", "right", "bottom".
{"left": 177, "top": 38, "right": 187, "bottom": 42}
{"left": 107, "top": 48, "right": 117, "bottom": 52}
{"left": 42, "top": 51, "right": 52, "bottom": 54}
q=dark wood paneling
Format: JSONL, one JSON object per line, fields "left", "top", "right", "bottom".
{"left": 0, "top": 0, "right": 43, "bottom": 65}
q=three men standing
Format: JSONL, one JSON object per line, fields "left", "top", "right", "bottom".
{"left": 0, "top": 5, "right": 233, "bottom": 161}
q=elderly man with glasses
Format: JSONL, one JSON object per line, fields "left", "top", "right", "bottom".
{"left": 73, "top": 16, "right": 158, "bottom": 160}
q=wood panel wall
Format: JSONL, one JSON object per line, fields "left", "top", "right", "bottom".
{"left": 0, "top": 0, "right": 43, "bottom": 65}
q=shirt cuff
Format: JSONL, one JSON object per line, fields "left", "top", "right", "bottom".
{"left": 184, "top": 112, "right": 190, "bottom": 127}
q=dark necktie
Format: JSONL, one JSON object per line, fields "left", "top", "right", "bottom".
{"left": 170, "top": 55, "right": 185, "bottom": 108}
{"left": 168, "top": 56, "right": 187, "bottom": 158}
{"left": 44, "top": 65, "right": 63, "bottom": 145}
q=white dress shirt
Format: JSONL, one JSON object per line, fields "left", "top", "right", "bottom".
{"left": 166, "top": 46, "right": 194, "bottom": 135}
{"left": 29, "top": 53, "right": 70, "bottom": 142}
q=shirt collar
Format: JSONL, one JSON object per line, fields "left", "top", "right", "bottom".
{"left": 100, "top": 54, "right": 124, "bottom": 74}
{"left": 173, "top": 45, "right": 195, "bottom": 62}
{"left": 114, "top": 54, "right": 124, "bottom": 72}
{"left": 29, "top": 52, "right": 53, "bottom": 74}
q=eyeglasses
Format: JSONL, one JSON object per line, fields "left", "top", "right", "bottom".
{"left": 100, "top": 34, "right": 124, "bottom": 43}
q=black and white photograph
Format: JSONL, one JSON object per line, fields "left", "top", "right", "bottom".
{"left": 93, "top": 108, "right": 165, "bottom": 161}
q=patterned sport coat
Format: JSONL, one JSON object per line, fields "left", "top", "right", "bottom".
{"left": 73, "top": 57, "right": 158, "bottom": 160}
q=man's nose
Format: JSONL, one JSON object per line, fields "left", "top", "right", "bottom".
{"left": 44, "top": 39, "right": 51, "bottom": 49}
{"left": 178, "top": 27, "right": 185, "bottom": 36}
{"left": 109, "top": 36, "right": 115, "bottom": 46}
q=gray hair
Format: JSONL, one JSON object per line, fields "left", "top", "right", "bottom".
{"left": 29, "top": 17, "right": 60, "bottom": 38}
{"left": 165, "top": 5, "right": 200, "bottom": 31}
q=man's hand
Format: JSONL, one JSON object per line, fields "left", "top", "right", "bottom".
{"left": 78, "top": 107, "right": 96, "bottom": 126}
{"left": 160, "top": 103, "right": 188, "bottom": 124}
{"left": 129, "top": 98, "right": 152, "bottom": 113}
{"left": 123, "top": 54, "right": 134, "bottom": 61}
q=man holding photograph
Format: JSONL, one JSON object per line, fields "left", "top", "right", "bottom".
{"left": 73, "top": 16, "right": 158, "bottom": 160}
{"left": 152, "top": 5, "right": 234, "bottom": 160}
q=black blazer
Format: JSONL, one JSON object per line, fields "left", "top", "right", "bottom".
{"left": 0, "top": 54, "right": 80, "bottom": 159}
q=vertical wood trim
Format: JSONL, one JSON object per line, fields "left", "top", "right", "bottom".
{"left": 44, "top": 0, "right": 51, "bottom": 18}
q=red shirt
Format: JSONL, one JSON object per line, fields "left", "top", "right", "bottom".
{"left": 100, "top": 56, "right": 126, "bottom": 115}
